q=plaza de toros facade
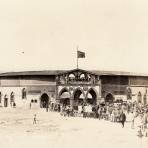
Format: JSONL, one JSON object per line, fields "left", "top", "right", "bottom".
{"left": 0, "top": 68, "right": 148, "bottom": 109}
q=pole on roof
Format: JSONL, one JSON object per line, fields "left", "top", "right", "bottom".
{"left": 76, "top": 46, "right": 79, "bottom": 81}
{"left": 77, "top": 46, "right": 79, "bottom": 69}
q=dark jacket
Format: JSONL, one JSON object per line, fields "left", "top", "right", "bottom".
{"left": 120, "top": 112, "right": 126, "bottom": 122}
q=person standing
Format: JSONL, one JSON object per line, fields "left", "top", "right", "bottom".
{"left": 33, "top": 114, "right": 37, "bottom": 124}
{"left": 13, "top": 102, "right": 16, "bottom": 108}
{"left": 98, "top": 107, "right": 102, "bottom": 120}
{"left": 111, "top": 109, "right": 115, "bottom": 122}
{"left": 46, "top": 103, "right": 49, "bottom": 112}
{"left": 65, "top": 105, "right": 70, "bottom": 117}
{"left": 142, "top": 111, "right": 147, "bottom": 132}
{"left": 83, "top": 104, "right": 87, "bottom": 118}
{"left": 120, "top": 111, "right": 126, "bottom": 128}
{"left": 131, "top": 111, "right": 135, "bottom": 129}
{"left": 29, "top": 102, "right": 32, "bottom": 109}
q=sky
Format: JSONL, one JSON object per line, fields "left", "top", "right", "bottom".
{"left": 0, "top": 0, "right": 148, "bottom": 73}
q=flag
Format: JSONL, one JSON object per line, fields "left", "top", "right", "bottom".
{"left": 77, "top": 50, "right": 85, "bottom": 58}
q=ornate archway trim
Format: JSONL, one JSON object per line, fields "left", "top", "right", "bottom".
{"left": 58, "top": 87, "right": 71, "bottom": 99}
{"left": 85, "top": 87, "right": 99, "bottom": 99}
{"left": 72, "top": 87, "right": 85, "bottom": 99}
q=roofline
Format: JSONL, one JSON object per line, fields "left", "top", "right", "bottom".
{"left": 57, "top": 68, "right": 98, "bottom": 76}
{"left": 0, "top": 69, "right": 148, "bottom": 77}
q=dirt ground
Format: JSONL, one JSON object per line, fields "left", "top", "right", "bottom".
{"left": 0, "top": 108, "right": 147, "bottom": 148}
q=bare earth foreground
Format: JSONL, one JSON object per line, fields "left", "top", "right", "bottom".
{"left": 0, "top": 108, "right": 147, "bottom": 148}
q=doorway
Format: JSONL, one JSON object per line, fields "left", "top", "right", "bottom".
{"left": 40, "top": 93, "right": 49, "bottom": 108}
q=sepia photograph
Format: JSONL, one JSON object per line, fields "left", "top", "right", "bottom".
{"left": 0, "top": 0, "right": 148, "bottom": 148}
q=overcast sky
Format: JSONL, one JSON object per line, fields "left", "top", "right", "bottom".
{"left": 0, "top": 0, "right": 148, "bottom": 73}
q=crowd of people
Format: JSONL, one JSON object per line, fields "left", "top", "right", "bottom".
{"left": 48, "top": 101, "right": 148, "bottom": 138}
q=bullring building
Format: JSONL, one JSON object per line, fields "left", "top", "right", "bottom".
{"left": 0, "top": 68, "right": 148, "bottom": 108}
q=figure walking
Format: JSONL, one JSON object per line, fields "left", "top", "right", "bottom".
{"left": 33, "top": 114, "right": 37, "bottom": 124}
{"left": 131, "top": 112, "right": 135, "bottom": 129}
{"left": 46, "top": 103, "right": 49, "bottom": 112}
{"left": 30, "top": 102, "right": 32, "bottom": 109}
{"left": 120, "top": 111, "right": 126, "bottom": 128}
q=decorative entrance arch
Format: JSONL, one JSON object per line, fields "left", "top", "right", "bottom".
{"left": 86, "top": 88, "right": 98, "bottom": 105}
{"left": 40, "top": 93, "right": 49, "bottom": 108}
{"left": 59, "top": 88, "right": 71, "bottom": 106}
{"left": 73, "top": 88, "right": 85, "bottom": 106}
{"left": 105, "top": 93, "right": 114, "bottom": 103}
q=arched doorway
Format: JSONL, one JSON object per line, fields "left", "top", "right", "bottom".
{"left": 86, "top": 88, "right": 97, "bottom": 105}
{"left": 40, "top": 93, "right": 49, "bottom": 108}
{"left": 105, "top": 93, "right": 114, "bottom": 103}
{"left": 73, "top": 88, "right": 85, "bottom": 107}
{"left": 59, "top": 88, "right": 70, "bottom": 106}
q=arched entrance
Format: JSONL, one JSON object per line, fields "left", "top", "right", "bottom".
{"left": 59, "top": 88, "right": 70, "bottom": 106}
{"left": 73, "top": 88, "right": 85, "bottom": 107}
{"left": 105, "top": 93, "right": 114, "bottom": 103}
{"left": 40, "top": 93, "right": 49, "bottom": 108}
{"left": 86, "top": 88, "right": 97, "bottom": 105}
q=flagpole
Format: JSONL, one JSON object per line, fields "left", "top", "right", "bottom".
{"left": 77, "top": 46, "right": 79, "bottom": 69}
{"left": 76, "top": 46, "right": 79, "bottom": 80}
